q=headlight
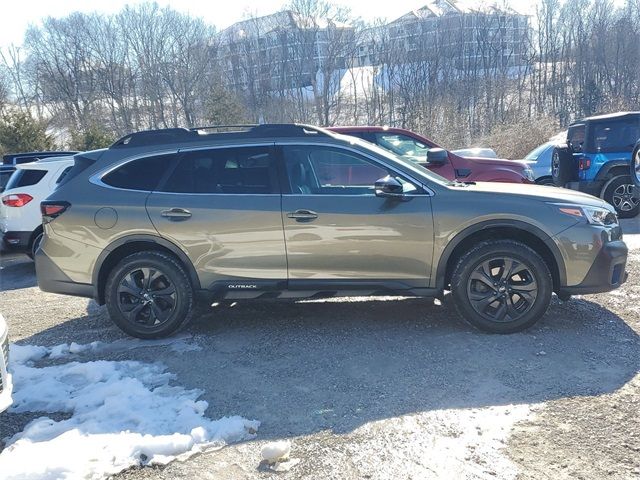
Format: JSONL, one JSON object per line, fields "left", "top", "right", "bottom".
{"left": 524, "top": 167, "right": 535, "bottom": 182}
{"left": 556, "top": 204, "right": 618, "bottom": 226}
{"left": 583, "top": 206, "right": 618, "bottom": 225}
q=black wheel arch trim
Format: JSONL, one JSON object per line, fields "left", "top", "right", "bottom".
{"left": 434, "top": 219, "right": 567, "bottom": 291}
{"left": 594, "top": 160, "right": 631, "bottom": 181}
{"left": 92, "top": 234, "right": 201, "bottom": 304}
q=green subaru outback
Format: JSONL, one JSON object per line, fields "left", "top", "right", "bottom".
{"left": 36, "top": 125, "right": 628, "bottom": 338}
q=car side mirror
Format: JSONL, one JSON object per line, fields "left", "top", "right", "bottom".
{"left": 427, "top": 148, "right": 448, "bottom": 165}
{"left": 375, "top": 175, "right": 404, "bottom": 198}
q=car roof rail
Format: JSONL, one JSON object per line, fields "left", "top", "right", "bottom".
{"left": 110, "top": 124, "right": 332, "bottom": 149}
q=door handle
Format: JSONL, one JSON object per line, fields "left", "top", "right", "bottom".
{"left": 160, "top": 208, "right": 192, "bottom": 219}
{"left": 287, "top": 209, "right": 318, "bottom": 221}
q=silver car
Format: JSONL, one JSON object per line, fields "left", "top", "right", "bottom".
{"left": 0, "top": 314, "right": 12, "bottom": 413}
{"left": 36, "top": 124, "right": 628, "bottom": 338}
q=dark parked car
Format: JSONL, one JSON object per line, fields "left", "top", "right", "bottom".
{"left": 552, "top": 112, "right": 639, "bottom": 218}
{"left": 37, "top": 124, "right": 627, "bottom": 339}
{"left": 2, "top": 151, "right": 79, "bottom": 166}
{"left": 0, "top": 166, "right": 16, "bottom": 193}
{"left": 328, "top": 126, "right": 535, "bottom": 184}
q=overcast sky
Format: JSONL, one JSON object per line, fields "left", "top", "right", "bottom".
{"left": 1, "top": 0, "right": 543, "bottom": 48}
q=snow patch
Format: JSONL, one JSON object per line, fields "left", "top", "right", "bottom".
{"left": 0, "top": 346, "right": 258, "bottom": 479}
{"left": 346, "top": 404, "right": 532, "bottom": 480}
{"left": 10, "top": 333, "right": 201, "bottom": 365}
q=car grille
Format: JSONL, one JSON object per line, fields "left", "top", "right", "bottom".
{"left": 0, "top": 333, "right": 8, "bottom": 393}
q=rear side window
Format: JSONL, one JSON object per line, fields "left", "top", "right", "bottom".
{"left": 567, "top": 124, "right": 586, "bottom": 153}
{"left": 56, "top": 166, "right": 72, "bottom": 184}
{"left": 159, "top": 147, "right": 277, "bottom": 194}
{"left": 103, "top": 154, "right": 176, "bottom": 191}
{"left": 5, "top": 169, "right": 47, "bottom": 190}
{"left": 58, "top": 155, "right": 96, "bottom": 188}
{"left": 587, "top": 118, "right": 640, "bottom": 153}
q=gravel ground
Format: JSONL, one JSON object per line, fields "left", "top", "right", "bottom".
{"left": 0, "top": 218, "right": 638, "bottom": 479}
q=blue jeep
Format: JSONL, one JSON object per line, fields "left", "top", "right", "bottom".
{"left": 552, "top": 112, "right": 639, "bottom": 218}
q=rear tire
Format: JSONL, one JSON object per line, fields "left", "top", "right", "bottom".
{"left": 602, "top": 175, "right": 639, "bottom": 218}
{"left": 105, "top": 251, "right": 194, "bottom": 339}
{"left": 27, "top": 231, "right": 43, "bottom": 261}
{"left": 632, "top": 143, "right": 640, "bottom": 188}
{"left": 451, "top": 240, "right": 552, "bottom": 334}
{"left": 551, "top": 147, "right": 576, "bottom": 186}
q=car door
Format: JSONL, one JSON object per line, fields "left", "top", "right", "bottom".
{"left": 279, "top": 143, "right": 434, "bottom": 288}
{"left": 146, "top": 145, "right": 287, "bottom": 290}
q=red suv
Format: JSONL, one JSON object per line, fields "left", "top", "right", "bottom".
{"left": 329, "top": 126, "right": 534, "bottom": 184}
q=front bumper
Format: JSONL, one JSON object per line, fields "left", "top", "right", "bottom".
{"left": 560, "top": 240, "right": 628, "bottom": 295}
{"left": 0, "top": 325, "right": 12, "bottom": 413}
{"left": 0, "top": 230, "right": 31, "bottom": 253}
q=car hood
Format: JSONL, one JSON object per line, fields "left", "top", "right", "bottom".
{"left": 457, "top": 182, "right": 611, "bottom": 209}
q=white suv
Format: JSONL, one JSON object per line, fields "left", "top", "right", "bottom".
{"left": 1, "top": 156, "right": 74, "bottom": 258}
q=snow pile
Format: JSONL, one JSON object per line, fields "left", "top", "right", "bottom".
{"left": 0, "top": 344, "right": 258, "bottom": 480}
{"left": 261, "top": 440, "right": 291, "bottom": 464}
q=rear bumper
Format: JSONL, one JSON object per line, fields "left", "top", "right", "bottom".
{"left": 0, "top": 230, "right": 31, "bottom": 253}
{"left": 559, "top": 240, "right": 628, "bottom": 295}
{"left": 35, "top": 247, "right": 95, "bottom": 299}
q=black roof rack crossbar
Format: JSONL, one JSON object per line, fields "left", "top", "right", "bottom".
{"left": 110, "top": 123, "right": 331, "bottom": 149}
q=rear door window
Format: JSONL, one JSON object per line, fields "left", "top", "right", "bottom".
{"left": 159, "top": 146, "right": 277, "bottom": 194}
{"left": 102, "top": 154, "right": 176, "bottom": 191}
{"left": 587, "top": 118, "right": 640, "bottom": 153}
{"left": 5, "top": 169, "right": 47, "bottom": 190}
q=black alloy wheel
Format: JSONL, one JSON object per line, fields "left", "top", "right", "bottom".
{"left": 451, "top": 240, "right": 552, "bottom": 333}
{"left": 116, "top": 267, "right": 177, "bottom": 327}
{"left": 105, "top": 251, "right": 194, "bottom": 338}
{"left": 466, "top": 257, "right": 538, "bottom": 323}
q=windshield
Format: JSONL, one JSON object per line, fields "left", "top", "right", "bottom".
{"left": 336, "top": 134, "right": 450, "bottom": 186}
{"left": 373, "top": 132, "right": 430, "bottom": 163}
{"left": 525, "top": 143, "right": 552, "bottom": 160}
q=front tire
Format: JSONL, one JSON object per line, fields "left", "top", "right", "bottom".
{"left": 536, "top": 177, "right": 555, "bottom": 186}
{"left": 602, "top": 175, "right": 639, "bottom": 218}
{"left": 105, "top": 251, "right": 194, "bottom": 339}
{"left": 451, "top": 240, "right": 552, "bottom": 334}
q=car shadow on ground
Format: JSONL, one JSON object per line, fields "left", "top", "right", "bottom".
{"left": 9, "top": 291, "right": 640, "bottom": 444}
{"left": 0, "top": 254, "right": 36, "bottom": 291}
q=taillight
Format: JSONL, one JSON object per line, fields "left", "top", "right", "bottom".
{"left": 41, "top": 201, "right": 70, "bottom": 222}
{"left": 2, "top": 193, "right": 33, "bottom": 207}
{"left": 579, "top": 157, "right": 591, "bottom": 170}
